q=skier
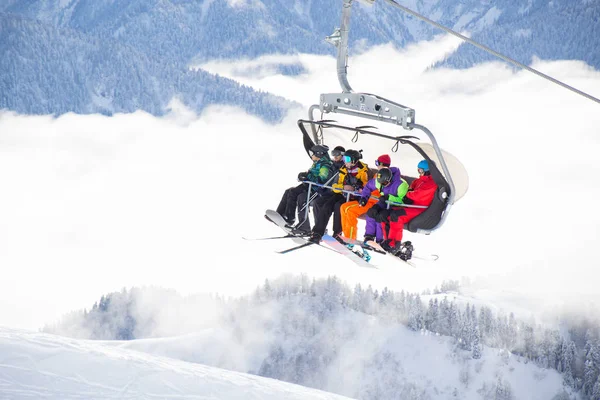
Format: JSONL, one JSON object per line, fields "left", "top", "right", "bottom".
{"left": 308, "top": 149, "right": 369, "bottom": 243}
{"left": 295, "top": 145, "right": 346, "bottom": 233}
{"left": 339, "top": 154, "right": 393, "bottom": 241}
{"left": 276, "top": 144, "right": 334, "bottom": 230}
{"left": 366, "top": 166, "right": 409, "bottom": 251}
{"left": 331, "top": 146, "right": 346, "bottom": 170}
{"left": 370, "top": 160, "right": 438, "bottom": 257}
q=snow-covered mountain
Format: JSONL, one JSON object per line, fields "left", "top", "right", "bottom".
{"left": 2, "top": 0, "right": 598, "bottom": 67}
{"left": 0, "top": 13, "right": 293, "bottom": 120}
{"left": 40, "top": 282, "right": 583, "bottom": 399}
{"left": 1, "top": 7, "right": 600, "bottom": 398}
{"left": 0, "top": 326, "right": 352, "bottom": 399}
{"left": 1, "top": 0, "right": 598, "bottom": 118}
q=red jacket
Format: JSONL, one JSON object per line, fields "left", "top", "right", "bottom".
{"left": 404, "top": 174, "right": 437, "bottom": 207}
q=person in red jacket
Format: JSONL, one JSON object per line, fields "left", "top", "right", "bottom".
{"left": 380, "top": 159, "right": 438, "bottom": 257}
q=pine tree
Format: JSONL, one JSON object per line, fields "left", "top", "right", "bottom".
{"left": 593, "top": 374, "right": 600, "bottom": 400}
{"left": 472, "top": 325, "right": 482, "bottom": 359}
{"left": 562, "top": 340, "right": 576, "bottom": 388}
{"left": 459, "top": 304, "right": 473, "bottom": 350}
{"left": 407, "top": 295, "right": 424, "bottom": 331}
{"left": 263, "top": 279, "right": 273, "bottom": 299}
{"left": 425, "top": 298, "right": 439, "bottom": 333}
{"left": 584, "top": 340, "right": 600, "bottom": 395}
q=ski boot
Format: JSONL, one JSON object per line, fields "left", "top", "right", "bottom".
{"left": 308, "top": 232, "right": 323, "bottom": 244}
{"left": 362, "top": 234, "right": 375, "bottom": 246}
{"left": 380, "top": 239, "right": 400, "bottom": 254}
{"left": 348, "top": 244, "right": 372, "bottom": 262}
{"left": 398, "top": 241, "right": 413, "bottom": 261}
{"left": 333, "top": 232, "right": 346, "bottom": 245}
{"left": 290, "top": 225, "right": 311, "bottom": 237}
{"left": 283, "top": 216, "right": 295, "bottom": 230}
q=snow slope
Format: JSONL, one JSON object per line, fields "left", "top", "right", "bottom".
{"left": 105, "top": 309, "right": 567, "bottom": 400}
{"left": 0, "top": 326, "right": 351, "bottom": 399}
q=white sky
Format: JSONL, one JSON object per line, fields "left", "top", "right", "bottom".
{"left": 1, "top": 34, "right": 600, "bottom": 331}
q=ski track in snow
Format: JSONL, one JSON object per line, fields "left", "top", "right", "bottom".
{"left": 0, "top": 327, "right": 351, "bottom": 399}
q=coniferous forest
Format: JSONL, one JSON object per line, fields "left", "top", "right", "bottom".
{"left": 45, "top": 276, "right": 600, "bottom": 399}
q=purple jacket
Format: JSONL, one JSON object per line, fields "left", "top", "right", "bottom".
{"left": 359, "top": 167, "right": 402, "bottom": 201}
{"left": 362, "top": 166, "right": 402, "bottom": 239}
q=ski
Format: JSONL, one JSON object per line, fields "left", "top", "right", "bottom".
{"left": 341, "top": 236, "right": 438, "bottom": 262}
{"left": 363, "top": 240, "right": 417, "bottom": 268}
{"left": 264, "top": 210, "right": 308, "bottom": 245}
{"left": 276, "top": 236, "right": 342, "bottom": 255}
{"left": 265, "top": 210, "right": 375, "bottom": 262}
{"left": 320, "top": 235, "right": 377, "bottom": 268}
{"left": 412, "top": 253, "right": 439, "bottom": 262}
{"left": 338, "top": 236, "right": 387, "bottom": 255}
{"left": 243, "top": 233, "right": 297, "bottom": 241}
{"left": 276, "top": 241, "right": 315, "bottom": 254}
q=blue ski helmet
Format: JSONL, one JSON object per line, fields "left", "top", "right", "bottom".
{"left": 417, "top": 160, "right": 429, "bottom": 171}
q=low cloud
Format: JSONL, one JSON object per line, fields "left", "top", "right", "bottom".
{"left": 1, "top": 34, "right": 600, "bottom": 330}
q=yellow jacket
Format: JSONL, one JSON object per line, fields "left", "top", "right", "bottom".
{"left": 332, "top": 161, "right": 369, "bottom": 194}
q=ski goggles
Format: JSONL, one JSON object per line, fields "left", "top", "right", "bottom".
{"left": 331, "top": 150, "right": 344, "bottom": 157}
{"left": 375, "top": 159, "right": 382, "bottom": 166}
{"left": 343, "top": 155, "right": 353, "bottom": 163}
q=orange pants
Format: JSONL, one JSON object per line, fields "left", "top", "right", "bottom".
{"left": 339, "top": 198, "right": 378, "bottom": 240}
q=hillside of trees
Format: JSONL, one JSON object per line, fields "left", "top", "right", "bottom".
{"left": 45, "top": 276, "right": 600, "bottom": 399}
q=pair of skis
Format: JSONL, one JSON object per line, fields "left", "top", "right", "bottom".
{"left": 253, "top": 210, "right": 440, "bottom": 268}
{"left": 251, "top": 210, "right": 439, "bottom": 268}
{"left": 247, "top": 210, "right": 375, "bottom": 268}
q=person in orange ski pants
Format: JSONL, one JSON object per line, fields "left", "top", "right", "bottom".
{"left": 339, "top": 154, "right": 391, "bottom": 240}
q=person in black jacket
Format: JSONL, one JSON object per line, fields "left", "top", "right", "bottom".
{"left": 309, "top": 149, "right": 369, "bottom": 243}
{"left": 276, "top": 144, "right": 334, "bottom": 232}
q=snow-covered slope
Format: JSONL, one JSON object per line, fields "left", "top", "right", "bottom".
{"left": 0, "top": 326, "right": 351, "bottom": 399}
{"left": 104, "top": 300, "right": 568, "bottom": 400}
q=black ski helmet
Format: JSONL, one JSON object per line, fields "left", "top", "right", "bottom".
{"left": 331, "top": 146, "right": 345, "bottom": 157}
{"left": 376, "top": 167, "right": 393, "bottom": 186}
{"left": 343, "top": 149, "right": 361, "bottom": 164}
{"left": 310, "top": 144, "right": 329, "bottom": 158}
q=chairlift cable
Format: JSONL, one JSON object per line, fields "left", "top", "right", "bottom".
{"left": 382, "top": 0, "right": 600, "bottom": 105}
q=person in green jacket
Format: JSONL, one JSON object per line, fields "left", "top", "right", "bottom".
{"left": 276, "top": 144, "right": 334, "bottom": 227}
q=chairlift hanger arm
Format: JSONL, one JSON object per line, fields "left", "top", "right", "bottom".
{"left": 320, "top": 92, "right": 416, "bottom": 129}
{"left": 307, "top": 0, "right": 460, "bottom": 234}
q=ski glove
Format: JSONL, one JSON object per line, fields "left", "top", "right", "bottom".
{"left": 367, "top": 205, "right": 389, "bottom": 223}
{"left": 298, "top": 172, "right": 308, "bottom": 182}
{"left": 359, "top": 197, "right": 368, "bottom": 207}
{"left": 389, "top": 208, "right": 406, "bottom": 222}
{"left": 377, "top": 193, "right": 390, "bottom": 207}
{"left": 375, "top": 208, "right": 390, "bottom": 223}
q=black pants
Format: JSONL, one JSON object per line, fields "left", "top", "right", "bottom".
{"left": 295, "top": 191, "right": 327, "bottom": 233}
{"left": 312, "top": 193, "right": 347, "bottom": 237}
{"left": 277, "top": 184, "right": 310, "bottom": 223}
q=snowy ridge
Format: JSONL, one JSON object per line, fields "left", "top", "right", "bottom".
{"left": 0, "top": 326, "right": 351, "bottom": 400}
{"left": 43, "top": 281, "right": 576, "bottom": 399}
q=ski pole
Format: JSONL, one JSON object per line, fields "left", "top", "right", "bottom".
{"left": 299, "top": 171, "right": 340, "bottom": 214}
